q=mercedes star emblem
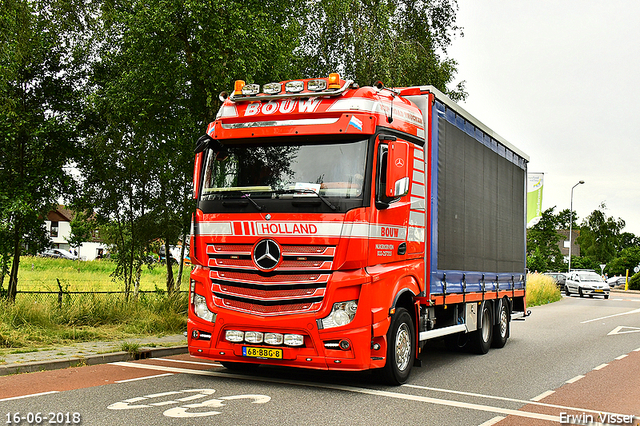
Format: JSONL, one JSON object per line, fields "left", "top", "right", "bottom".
{"left": 253, "top": 239, "right": 281, "bottom": 270}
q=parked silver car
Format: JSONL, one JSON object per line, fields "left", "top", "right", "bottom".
{"left": 565, "top": 271, "right": 609, "bottom": 299}
{"left": 39, "top": 248, "right": 78, "bottom": 260}
{"left": 606, "top": 276, "right": 627, "bottom": 289}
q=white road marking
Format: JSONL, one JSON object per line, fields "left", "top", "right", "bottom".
{"left": 635, "top": 347, "right": 640, "bottom": 352}
{"left": 403, "top": 383, "right": 611, "bottom": 416}
{"left": 565, "top": 375, "right": 584, "bottom": 384}
{"left": 531, "top": 390, "right": 555, "bottom": 401}
{"left": 581, "top": 307, "right": 640, "bottom": 324}
{"left": 477, "top": 416, "right": 505, "bottom": 426}
{"left": 593, "top": 364, "right": 608, "bottom": 371}
{"left": 0, "top": 391, "right": 59, "bottom": 402}
{"left": 109, "top": 361, "right": 618, "bottom": 423}
{"left": 149, "top": 358, "right": 222, "bottom": 367}
{"left": 607, "top": 326, "right": 640, "bottom": 335}
{"left": 115, "top": 373, "right": 174, "bottom": 383}
{"left": 615, "top": 354, "right": 628, "bottom": 360}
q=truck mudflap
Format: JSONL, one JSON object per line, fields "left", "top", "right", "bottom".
{"left": 188, "top": 318, "right": 379, "bottom": 371}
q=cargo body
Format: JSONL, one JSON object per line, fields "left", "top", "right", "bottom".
{"left": 188, "top": 76, "right": 529, "bottom": 384}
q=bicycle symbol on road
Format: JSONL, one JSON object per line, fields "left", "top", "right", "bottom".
{"left": 108, "top": 388, "right": 271, "bottom": 418}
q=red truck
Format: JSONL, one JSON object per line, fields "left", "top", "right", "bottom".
{"left": 188, "top": 74, "right": 529, "bottom": 384}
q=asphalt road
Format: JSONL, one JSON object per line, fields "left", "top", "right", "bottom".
{"left": 1, "top": 293, "right": 639, "bottom": 426}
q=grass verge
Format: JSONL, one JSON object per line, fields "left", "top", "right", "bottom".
{"left": 0, "top": 292, "right": 187, "bottom": 354}
{"left": 17, "top": 256, "right": 189, "bottom": 292}
{"left": 527, "top": 273, "right": 562, "bottom": 306}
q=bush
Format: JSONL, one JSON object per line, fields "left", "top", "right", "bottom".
{"left": 0, "top": 293, "right": 187, "bottom": 349}
{"left": 526, "top": 273, "right": 562, "bottom": 306}
{"left": 629, "top": 272, "right": 640, "bottom": 290}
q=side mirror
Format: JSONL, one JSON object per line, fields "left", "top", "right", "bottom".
{"left": 194, "top": 134, "right": 213, "bottom": 154}
{"left": 386, "top": 140, "right": 409, "bottom": 198}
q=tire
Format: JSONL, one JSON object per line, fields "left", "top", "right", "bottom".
{"left": 491, "top": 301, "right": 509, "bottom": 349}
{"left": 380, "top": 308, "right": 415, "bottom": 385}
{"left": 565, "top": 286, "right": 571, "bottom": 296}
{"left": 470, "top": 303, "right": 493, "bottom": 355}
{"left": 579, "top": 288, "right": 584, "bottom": 298}
{"left": 604, "top": 294, "right": 609, "bottom": 300}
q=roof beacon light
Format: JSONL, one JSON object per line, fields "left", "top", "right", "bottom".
{"left": 308, "top": 79, "right": 327, "bottom": 92}
{"left": 233, "top": 80, "right": 246, "bottom": 96}
{"left": 242, "top": 84, "right": 260, "bottom": 96}
{"left": 263, "top": 82, "right": 282, "bottom": 95}
{"left": 328, "top": 73, "right": 341, "bottom": 89}
{"left": 285, "top": 81, "right": 304, "bottom": 93}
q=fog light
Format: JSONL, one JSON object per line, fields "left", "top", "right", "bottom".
{"left": 263, "top": 82, "right": 281, "bottom": 94}
{"left": 339, "top": 340, "right": 350, "bottom": 350}
{"left": 308, "top": 79, "right": 327, "bottom": 91}
{"left": 284, "top": 334, "right": 304, "bottom": 347}
{"left": 285, "top": 81, "right": 304, "bottom": 93}
{"left": 225, "top": 330, "right": 244, "bottom": 343}
{"left": 264, "top": 333, "right": 283, "bottom": 345}
{"left": 244, "top": 331, "right": 264, "bottom": 344}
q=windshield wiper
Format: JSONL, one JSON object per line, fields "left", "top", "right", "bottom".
{"left": 275, "top": 189, "right": 337, "bottom": 211}
{"left": 219, "top": 191, "right": 264, "bottom": 211}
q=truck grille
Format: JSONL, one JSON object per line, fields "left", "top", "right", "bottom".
{"left": 207, "top": 243, "right": 334, "bottom": 316}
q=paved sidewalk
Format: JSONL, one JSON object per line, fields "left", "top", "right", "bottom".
{"left": 0, "top": 334, "right": 187, "bottom": 376}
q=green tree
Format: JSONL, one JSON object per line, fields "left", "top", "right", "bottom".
{"left": 576, "top": 203, "right": 625, "bottom": 265}
{"left": 606, "top": 246, "right": 640, "bottom": 277}
{"left": 0, "top": 0, "right": 85, "bottom": 301}
{"left": 526, "top": 207, "right": 563, "bottom": 272}
{"left": 77, "top": 0, "right": 305, "bottom": 294}
{"left": 300, "top": 0, "right": 465, "bottom": 99}
{"left": 556, "top": 208, "right": 578, "bottom": 231}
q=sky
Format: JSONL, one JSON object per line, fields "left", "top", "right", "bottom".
{"left": 446, "top": 1, "right": 640, "bottom": 236}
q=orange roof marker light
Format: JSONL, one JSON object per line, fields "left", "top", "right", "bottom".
{"left": 327, "top": 73, "right": 341, "bottom": 89}
{"left": 233, "top": 80, "right": 245, "bottom": 96}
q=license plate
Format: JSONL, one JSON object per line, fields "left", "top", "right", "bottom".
{"left": 243, "top": 346, "right": 283, "bottom": 359}
{"left": 594, "top": 289, "right": 603, "bottom": 293}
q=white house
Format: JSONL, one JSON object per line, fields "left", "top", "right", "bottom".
{"left": 45, "top": 206, "right": 107, "bottom": 261}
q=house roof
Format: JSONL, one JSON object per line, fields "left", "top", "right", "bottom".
{"left": 47, "top": 205, "right": 74, "bottom": 222}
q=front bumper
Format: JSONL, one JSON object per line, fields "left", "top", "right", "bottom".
{"left": 580, "top": 287, "right": 610, "bottom": 296}
{"left": 188, "top": 313, "right": 389, "bottom": 371}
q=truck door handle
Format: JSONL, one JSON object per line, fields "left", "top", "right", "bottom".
{"left": 398, "top": 242, "right": 407, "bottom": 255}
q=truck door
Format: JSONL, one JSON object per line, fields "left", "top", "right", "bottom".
{"left": 369, "top": 136, "right": 412, "bottom": 265}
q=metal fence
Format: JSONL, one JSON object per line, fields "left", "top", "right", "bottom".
{"left": 14, "top": 290, "right": 188, "bottom": 304}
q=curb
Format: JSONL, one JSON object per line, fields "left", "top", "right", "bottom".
{"left": 611, "top": 288, "right": 640, "bottom": 294}
{"left": 0, "top": 345, "right": 188, "bottom": 377}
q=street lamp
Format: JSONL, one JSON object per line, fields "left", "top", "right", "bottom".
{"left": 568, "top": 180, "right": 585, "bottom": 273}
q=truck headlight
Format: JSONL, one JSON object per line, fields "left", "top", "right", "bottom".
{"left": 320, "top": 300, "right": 358, "bottom": 329}
{"left": 194, "top": 294, "right": 216, "bottom": 322}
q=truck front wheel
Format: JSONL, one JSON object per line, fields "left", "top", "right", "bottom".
{"left": 380, "top": 307, "right": 415, "bottom": 385}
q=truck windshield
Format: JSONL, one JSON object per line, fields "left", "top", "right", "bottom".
{"left": 201, "top": 139, "right": 368, "bottom": 200}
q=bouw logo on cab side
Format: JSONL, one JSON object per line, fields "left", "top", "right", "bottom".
{"left": 380, "top": 227, "right": 399, "bottom": 238}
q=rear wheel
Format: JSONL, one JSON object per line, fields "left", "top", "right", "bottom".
{"left": 492, "top": 301, "right": 509, "bottom": 348}
{"left": 470, "top": 303, "right": 493, "bottom": 354}
{"left": 380, "top": 308, "right": 415, "bottom": 385}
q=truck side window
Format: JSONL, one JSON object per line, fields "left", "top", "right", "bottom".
{"left": 375, "top": 144, "right": 396, "bottom": 209}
